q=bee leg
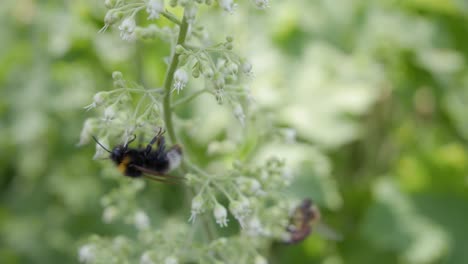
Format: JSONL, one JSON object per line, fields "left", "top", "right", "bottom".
{"left": 125, "top": 134, "right": 137, "bottom": 148}
{"left": 145, "top": 128, "right": 166, "bottom": 155}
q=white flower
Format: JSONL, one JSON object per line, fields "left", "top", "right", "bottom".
{"left": 146, "top": 0, "right": 164, "bottom": 20}
{"left": 219, "top": 0, "right": 237, "bottom": 13}
{"left": 189, "top": 195, "right": 204, "bottom": 222}
{"left": 233, "top": 104, "right": 245, "bottom": 126}
{"left": 102, "top": 206, "right": 118, "bottom": 223}
{"left": 229, "top": 197, "right": 251, "bottom": 228}
{"left": 282, "top": 128, "right": 296, "bottom": 143}
{"left": 93, "top": 138, "right": 110, "bottom": 160}
{"left": 252, "top": 0, "right": 269, "bottom": 9}
{"left": 282, "top": 167, "right": 294, "bottom": 185}
{"left": 213, "top": 203, "right": 228, "bottom": 227}
{"left": 134, "top": 210, "right": 150, "bottom": 230}
{"left": 173, "top": 68, "right": 188, "bottom": 93}
{"left": 78, "top": 119, "right": 94, "bottom": 146}
{"left": 184, "top": 4, "right": 197, "bottom": 24}
{"left": 246, "top": 217, "right": 266, "bottom": 237}
{"left": 140, "top": 252, "right": 155, "bottom": 264}
{"left": 78, "top": 244, "right": 95, "bottom": 263}
{"left": 254, "top": 255, "right": 268, "bottom": 264}
{"left": 241, "top": 60, "right": 253, "bottom": 75}
{"left": 226, "top": 62, "right": 238, "bottom": 75}
{"left": 164, "top": 256, "right": 178, "bottom": 264}
{"left": 236, "top": 177, "right": 264, "bottom": 196}
{"left": 118, "top": 17, "right": 137, "bottom": 41}
{"left": 84, "top": 92, "right": 108, "bottom": 111}
{"left": 103, "top": 105, "right": 116, "bottom": 121}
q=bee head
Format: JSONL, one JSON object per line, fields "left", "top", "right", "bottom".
{"left": 110, "top": 146, "right": 126, "bottom": 163}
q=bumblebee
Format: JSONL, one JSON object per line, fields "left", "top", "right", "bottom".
{"left": 93, "top": 129, "right": 183, "bottom": 183}
{"left": 284, "top": 198, "right": 321, "bottom": 244}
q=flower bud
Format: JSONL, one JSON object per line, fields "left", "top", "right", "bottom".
{"left": 214, "top": 74, "right": 225, "bottom": 90}
{"left": 213, "top": 203, "right": 228, "bottom": 227}
{"left": 104, "top": 0, "right": 117, "bottom": 9}
{"left": 189, "top": 194, "right": 205, "bottom": 222}
{"left": 224, "top": 42, "right": 233, "bottom": 50}
{"left": 146, "top": 0, "right": 164, "bottom": 20}
{"left": 104, "top": 10, "right": 122, "bottom": 27}
{"left": 241, "top": 60, "right": 253, "bottom": 74}
{"left": 173, "top": 68, "right": 188, "bottom": 93}
{"left": 227, "top": 62, "right": 238, "bottom": 75}
{"left": 192, "top": 69, "right": 200, "bottom": 78}
{"left": 112, "top": 71, "right": 123, "bottom": 80}
{"left": 93, "top": 92, "right": 108, "bottom": 105}
{"left": 203, "top": 67, "right": 214, "bottom": 79}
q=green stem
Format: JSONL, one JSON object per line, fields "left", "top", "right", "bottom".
{"left": 162, "top": 10, "right": 182, "bottom": 25}
{"left": 162, "top": 12, "right": 189, "bottom": 144}
{"left": 161, "top": 9, "right": 218, "bottom": 242}
{"left": 171, "top": 88, "right": 209, "bottom": 109}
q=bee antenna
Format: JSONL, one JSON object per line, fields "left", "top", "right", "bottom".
{"left": 92, "top": 136, "right": 112, "bottom": 153}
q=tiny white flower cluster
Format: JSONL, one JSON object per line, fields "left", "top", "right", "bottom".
{"left": 229, "top": 197, "right": 251, "bottom": 227}
{"left": 219, "top": 0, "right": 237, "bottom": 13}
{"left": 78, "top": 244, "right": 95, "bottom": 263}
{"left": 118, "top": 17, "right": 137, "bottom": 41}
{"left": 146, "top": 0, "right": 165, "bottom": 20}
{"left": 252, "top": 0, "right": 269, "bottom": 9}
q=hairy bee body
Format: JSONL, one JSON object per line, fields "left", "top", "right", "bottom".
{"left": 94, "top": 130, "right": 183, "bottom": 182}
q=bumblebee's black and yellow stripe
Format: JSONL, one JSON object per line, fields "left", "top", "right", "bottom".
{"left": 93, "top": 130, "right": 183, "bottom": 183}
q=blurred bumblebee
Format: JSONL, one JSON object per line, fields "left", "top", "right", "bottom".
{"left": 92, "top": 129, "right": 183, "bottom": 183}
{"left": 284, "top": 198, "right": 321, "bottom": 244}
{"left": 284, "top": 198, "right": 342, "bottom": 244}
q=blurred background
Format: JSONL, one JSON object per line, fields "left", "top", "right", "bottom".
{"left": 1, "top": 0, "right": 468, "bottom": 263}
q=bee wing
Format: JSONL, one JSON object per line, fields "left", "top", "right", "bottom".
{"left": 315, "top": 222, "right": 343, "bottom": 241}
{"left": 132, "top": 165, "right": 185, "bottom": 183}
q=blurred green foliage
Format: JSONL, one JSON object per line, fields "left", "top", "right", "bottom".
{"left": 1, "top": 0, "right": 468, "bottom": 263}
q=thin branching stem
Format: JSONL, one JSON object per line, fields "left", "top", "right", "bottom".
{"left": 161, "top": 9, "right": 218, "bottom": 242}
